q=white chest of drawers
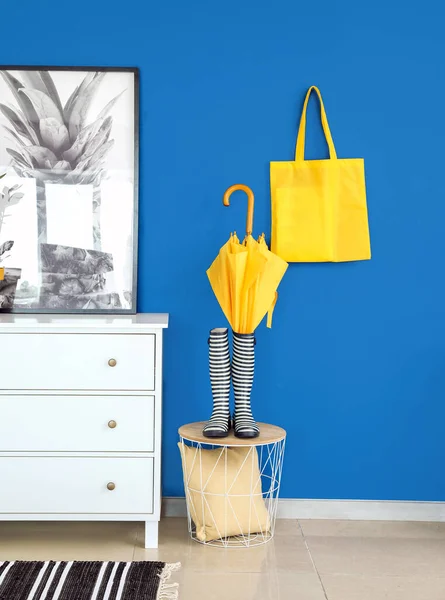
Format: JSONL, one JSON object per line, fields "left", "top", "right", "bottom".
{"left": 0, "top": 313, "right": 168, "bottom": 548}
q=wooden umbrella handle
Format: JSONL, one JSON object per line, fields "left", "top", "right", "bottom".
{"left": 223, "top": 184, "right": 254, "bottom": 236}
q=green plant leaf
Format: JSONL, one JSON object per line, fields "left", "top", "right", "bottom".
{"left": 19, "top": 88, "right": 64, "bottom": 124}
{"left": 0, "top": 71, "right": 40, "bottom": 135}
{"left": 68, "top": 72, "right": 106, "bottom": 141}
{"left": 0, "top": 103, "right": 39, "bottom": 144}
{"left": 40, "top": 118, "right": 70, "bottom": 154}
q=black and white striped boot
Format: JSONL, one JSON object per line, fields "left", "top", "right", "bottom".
{"left": 203, "top": 328, "right": 231, "bottom": 438}
{"left": 232, "top": 331, "right": 260, "bottom": 438}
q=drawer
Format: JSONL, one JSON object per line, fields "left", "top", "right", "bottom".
{"left": 0, "top": 333, "right": 155, "bottom": 390}
{"left": 0, "top": 457, "right": 154, "bottom": 514}
{"left": 0, "top": 395, "right": 155, "bottom": 452}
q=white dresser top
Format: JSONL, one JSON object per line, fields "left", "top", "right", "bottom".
{"left": 0, "top": 313, "right": 169, "bottom": 334}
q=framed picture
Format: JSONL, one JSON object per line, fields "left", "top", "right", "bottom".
{"left": 0, "top": 66, "right": 138, "bottom": 313}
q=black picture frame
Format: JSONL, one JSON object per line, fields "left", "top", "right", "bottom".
{"left": 0, "top": 65, "right": 139, "bottom": 314}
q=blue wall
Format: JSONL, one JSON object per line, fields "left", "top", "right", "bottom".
{"left": 4, "top": 0, "right": 445, "bottom": 500}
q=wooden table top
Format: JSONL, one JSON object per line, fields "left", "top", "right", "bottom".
{"left": 178, "top": 422, "right": 286, "bottom": 445}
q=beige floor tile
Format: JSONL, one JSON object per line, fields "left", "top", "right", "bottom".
{"left": 177, "top": 571, "right": 326, "bottom": 600}
{"left": 6, "top": 517, "right": 445, "bottom": 600}
{"left": 300, "top": 519, "right": 445, "bottom": 539}
{"left": 0, "top": 521, "right": 137, "bottom": 561}
{"left": 305, "top": 536, "right": 445, "bottom": 577}
{"left": 273, "top": 519, "right": 302, "bottom": 536}
{"left": 320, "top": 573, "right": 445, "bottom": 600}
{"left": 133, "top": 518, "right": 314, "bottom": 574}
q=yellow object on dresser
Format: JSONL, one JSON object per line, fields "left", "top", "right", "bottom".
{"left": 270, "top": 86, "right": 371, "bottom": 263}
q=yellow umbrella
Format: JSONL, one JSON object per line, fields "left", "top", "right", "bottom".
{"left": 207, "top": 184, "right": 288, "bottom": 333}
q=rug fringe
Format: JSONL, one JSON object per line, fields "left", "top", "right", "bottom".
{"left": 157, "top": 562, "right": 181, "bottom": 600}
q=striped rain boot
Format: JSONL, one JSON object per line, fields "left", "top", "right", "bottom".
{"left": 203, "top": 328, "right": 231, "bottom": 438}
{"left": 232, "top": 331, "right": 260, "bottom": 438}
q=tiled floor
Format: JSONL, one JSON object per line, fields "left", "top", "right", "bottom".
{"left": 1, "top": 518, "right": 445, "bottom": 599}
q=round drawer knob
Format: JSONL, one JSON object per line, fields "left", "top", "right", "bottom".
{"left": 108, "top": 420, "right": 117, "bottom": 429}
{"left": 107, "top": 482, "right": 116, "bottom": 491}
{"left": 108, "top": 358, "right": 117, "bottom": 367}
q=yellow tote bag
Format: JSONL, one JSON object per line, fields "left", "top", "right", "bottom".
{"left": 270, "top": 86, "right": 371, "bottom": 262}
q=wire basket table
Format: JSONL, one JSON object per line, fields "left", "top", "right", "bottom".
{"left": 178, "top": 422, "right": 286, "bottom": 548}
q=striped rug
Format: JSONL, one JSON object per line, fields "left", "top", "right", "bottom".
{"left": 0, "top": 560, "right": 180, "bottom": 599}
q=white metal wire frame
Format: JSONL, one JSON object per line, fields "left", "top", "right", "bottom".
{"left": 179, "top": 436, "right": 286, "bottom": 548}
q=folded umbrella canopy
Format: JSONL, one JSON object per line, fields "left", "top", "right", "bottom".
{"left": 207, "top": 185, "right": 288, "bottom": 334}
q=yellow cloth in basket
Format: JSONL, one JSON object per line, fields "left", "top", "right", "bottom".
{"left": 178, "top": 443, "right": 270, "bottom": 542}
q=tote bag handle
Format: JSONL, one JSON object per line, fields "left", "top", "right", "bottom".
{"left": 295, "top": 86, "right": 337, "bottom": 161}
